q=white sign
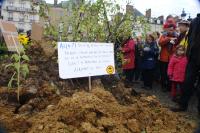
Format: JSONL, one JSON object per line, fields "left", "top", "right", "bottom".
{"left": 58, "top": 42, "right": 115, "bottom": 79}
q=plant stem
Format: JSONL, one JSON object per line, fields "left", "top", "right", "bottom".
{"left": 17, "top": 53, "right": 21, "bottom": 102}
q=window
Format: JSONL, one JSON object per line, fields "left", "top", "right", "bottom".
{"left": 8, "top": 1, "right": 14, "bottom": 7}
{"left": 18, "top": 23, "right": 24, "bottom": 29}
{"left": 19, "top": 13, "right": 24, "bottom": 21}
{"left": 30, "top": 15, "right": 35, "bottom": 22}
{"left": 19, "top": 13, "right": 24, "bottom": 19}
{"left": 8, "top": 12, "right": 13, "bottom": 18}
{"left": 21, "top": 2, "right": 25, "bottom": 8}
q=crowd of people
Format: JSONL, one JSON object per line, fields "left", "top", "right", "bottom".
{"left": 119, "top": 14, "right": 200, "bottom": 114}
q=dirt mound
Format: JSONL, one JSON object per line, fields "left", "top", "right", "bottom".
{"left": 25, "top": 42, "right": 89, "bottom": 96}
{"left": 27, "top": 88, "right": 196, "bottom": 133}
{"left": 0, "top": 41, "right": 197, "bottom": 133}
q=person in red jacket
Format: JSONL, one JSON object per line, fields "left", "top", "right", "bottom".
{"left": 121, "top": 37, "right": 136, "bottom": 88}
{"left": 159, "top": 22, "right": 178, "bottom": 92}
{"left": 168, "top": 45, "right": 188, "bottom": 102}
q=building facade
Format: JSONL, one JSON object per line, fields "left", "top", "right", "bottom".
{"left": 1, "top": 0, "right": 40, "bottom": 32}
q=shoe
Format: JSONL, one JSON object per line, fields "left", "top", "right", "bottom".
{"left": 170, "top": 107, "right": 187, "bottom": 112}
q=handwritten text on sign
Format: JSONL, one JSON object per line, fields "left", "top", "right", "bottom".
{"left": 58, "top": 42, "right": 115, "bottom": 79}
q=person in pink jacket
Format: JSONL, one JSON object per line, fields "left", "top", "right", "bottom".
{"left": 121, "top": 37, "right": 136, "bottom": 88}
{"left": 168, "top": 45, "right": 188, "bottom": 102}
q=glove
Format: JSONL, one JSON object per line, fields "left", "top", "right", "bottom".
{"left": 143, "top": 47, "right": 150, "bottom": 51}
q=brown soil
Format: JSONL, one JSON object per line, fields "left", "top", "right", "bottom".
{"left": 0, "top": 42, "right": 197, "bottom": 133}
{"left": 0, "top": 86, "right": 196, "bottom": 133}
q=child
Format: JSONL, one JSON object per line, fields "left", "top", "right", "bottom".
{"left": 168, "top": 45, "right": 188, "bottom": 102}
{"left": 141, "top": 34, "right": 159, "bottom": 89}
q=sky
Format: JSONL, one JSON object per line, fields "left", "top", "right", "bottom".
{"left": 45, "top": 0, "right": 200, "bottom": 18}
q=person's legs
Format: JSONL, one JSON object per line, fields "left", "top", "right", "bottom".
{"left": 142, "top": 69, "right": 148, "bottom": 87}
{"left": 197, "top": 88, "right": 200, "bottom": 114}
{"left": 134, "top": 67, "right": 140, "bottom": 81}
{"left": 124, "top": 69, "right": 130, "bottom": 82}
{"left": 145, "top": 69, "right": 154, "bottom": 89}
{"left": 129, "top": 68, "right": 135, "bottom": 82}
{"left": 177, "top": 62, "right": 199, "bottom": 110}
{"left": 196, "top": 76, "right": 200, "bottom": 114}
{"left": 163, "top": 62, "right": 170, "bottom": 91}
{"left": 154, "top": 60, "right": 160, "bottom": 81}
{"left": 159, "top": 61, "right": 165, "bottom": 88}
{"left": 177, "top": 82, "right": 183, "bottom": 95}
{"left": 171, "top": 81, "right": 177, "bottom": 99}
{"left": 123, "top": 69, "right": 129, "bottom": 86}
{"left": 123, "top": 69, "right": 134, "bottom": 87}
{"left": 160, "top": 61, "right": 169, "bottom": 91}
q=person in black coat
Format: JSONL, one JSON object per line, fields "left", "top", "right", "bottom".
{"left": 171, "top": 13, "right": 200, "bottom": 113}
{"left": 134, "top": 36, "right": 144, "bottom": 82}
{"left": 141, "top": 34, "right": 159, "bottom": 89}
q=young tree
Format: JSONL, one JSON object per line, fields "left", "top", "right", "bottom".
{"left": 40, "top": 0, "right": 150, "bottom": 43}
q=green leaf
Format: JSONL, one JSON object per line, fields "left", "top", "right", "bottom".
{"left": 11, "top": 54, "right": 20, "bottom": 62}
{"left": 21, "top": 64, "right": 29, "bottom": 78}
{"left": 14, "top": 63, "right": 20, "bottom": 71}
{"left": 5, "top": 64, "right": 14, "bottom": 69}
{"left": 8, "top": 72, "right": 16, "bottom": 88}
{"left": 22, "top": 55, "right": 30, "bottom": 61}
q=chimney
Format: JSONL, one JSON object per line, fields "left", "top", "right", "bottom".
{"left": 145, "top": 9, "right": 151, "bottom": 18}
{"left": 54, "top": 0, "right": 58, "bottom": 7}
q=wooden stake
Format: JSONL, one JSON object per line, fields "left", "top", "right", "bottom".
{"left": 89, "top": 76, "right": 92, "bottom": 91}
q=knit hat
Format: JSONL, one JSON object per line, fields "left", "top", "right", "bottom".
{"left": 163, "top": 18, "right": 177, "bottom": 29}
{"left": 178, "top": 20, "right": 190, "bottom": 27}
{"left": 163, "top": 22, "right": 176, "bottom": 29}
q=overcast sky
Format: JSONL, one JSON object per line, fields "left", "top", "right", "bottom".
{"left": 45, "top": 0, "right": 200, "bottom": 18}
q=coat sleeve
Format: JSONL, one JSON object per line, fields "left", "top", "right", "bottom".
{"left": 122, "top": 40, "right": 134, "bottom": 53}
{"left": 167, "top": 56, "right": 176, "bottom": 76}
{"left": 159, "top": 35, "right": 171, "bottom": 47}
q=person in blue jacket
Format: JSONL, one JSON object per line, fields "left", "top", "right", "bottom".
{"left": 141, "top": 34, "right": 159, "bottom": 89}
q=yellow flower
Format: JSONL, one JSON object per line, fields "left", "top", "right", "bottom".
{"left": 18, "top": 34, "right": 29, "bottom": 45}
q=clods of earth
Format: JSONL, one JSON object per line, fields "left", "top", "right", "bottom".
{"left": 0, "top": 84, "right": 197, "bottom": 133}
{"left": 0, "top": 42, "right": 197, "bottom": 133}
